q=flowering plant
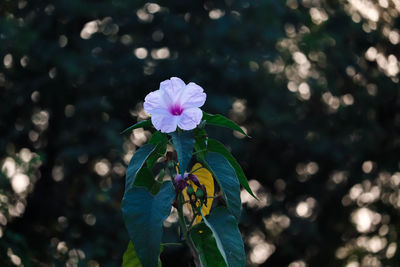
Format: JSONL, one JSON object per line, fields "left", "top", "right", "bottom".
{"left": 121, "top": 77, "right": 256, "bottom": 267}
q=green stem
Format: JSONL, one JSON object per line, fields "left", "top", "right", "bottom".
{"left": 188, "top": 205, "right": 203, "bottom": 228}
{"left": 192, "top": 149, "right": 207, "bottom": 155}
{"left": 177, "top": 193, "right": 203, "bottom": 267}
{"left": 188, "top": 215, "right": 197, "bottom": 228}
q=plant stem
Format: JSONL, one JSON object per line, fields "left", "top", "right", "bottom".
{"left": 177, "top": 193, "right": 203, "bottom": 267}
{"left": 188, "top": 215, "right": 197, "bottom": 228}
{"left": 192, "top": 149, "right": 207, "bottom": 155}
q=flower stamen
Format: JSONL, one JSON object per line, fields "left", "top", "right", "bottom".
{"left": 169, "top": 104, "right": 184, "bottom": 116}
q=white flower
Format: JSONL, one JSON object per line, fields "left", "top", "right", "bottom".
{"left": 143, "top": 77, "right": 207, "bottom": 133}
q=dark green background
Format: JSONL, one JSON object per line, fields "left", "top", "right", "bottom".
{"left": 1, "top": 0, "right": 399, "bottom": 266}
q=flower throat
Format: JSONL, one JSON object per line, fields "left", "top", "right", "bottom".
{"left": 169, "top": 104, "right": 184, "bottom": 116}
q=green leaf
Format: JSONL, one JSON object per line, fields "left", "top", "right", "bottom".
{"left": 147, "top": 131, "right": 168, "bottom": 169}
{"left": 193, "top": 128, "right": 207, "bottom": 161}
{"left": 122, "top": 182, "right": 175, "bottom": 267}
{"left": 204, "top": 152, "right": 241, "bottom": 221}
{"left": 122, "top": 242, "right": 163, "bottom": 267}
{"left": 202, "top": 112, "right": 249, "bottom": 137}
{"left": 122, "top": 241, "right": 142, "bottom": 267}
{"left": 121, "top": 120, "right": 153, "bottom": 134}
{"left": 207, "top": 138, "right": 257, "bottom": 200}
{"left": 170, "top": 131, "right": 194, "bottom": 175}
{"left": 134, "top": 167, "right": 162, "bottom": 195}
{"left": 201, "top": 207, "right": 245, "bottom": 267}
{"left": 134, "top": 167, "right": 154, "bottom": 189}
{"left": 190, "top": 223, "right": 226, "bottom": 267}
{"left": 125, "top": 144, "right": 156, "bottom": 193}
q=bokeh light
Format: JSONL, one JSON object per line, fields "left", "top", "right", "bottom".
{"left": 2, "top": 0, "right": 400, "bottom": 265}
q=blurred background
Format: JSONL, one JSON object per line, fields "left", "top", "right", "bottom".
{"left": 1, "top": 0, "right": 400, "bottom": 266}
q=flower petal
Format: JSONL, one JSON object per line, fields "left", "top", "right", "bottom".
{"left": 143, "top": 89, "right": 168, "bottom": 114}
{"left": 151, "top": 112, "right": 179, "bottom": 133}
{"left": 180, "top": 82, "right": 206, "bottom": 109}
{"left": 177, "top": 107, "right": 202, "bottom": 130}
{"left": 160, "top": 77, "right": 186, "bottom": 105}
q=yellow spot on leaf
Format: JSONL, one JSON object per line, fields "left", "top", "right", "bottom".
{"left": 182, "top": 163, "right": 214, "bottom": 224}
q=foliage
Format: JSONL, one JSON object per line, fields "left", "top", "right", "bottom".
{"left": 122, "top": 182, "right": 175, "bottom": 267}
{"left": 190, "top": 223, "right": 226, "bottom": 267}
{"left": 170, "top": 131, "right": 195, "bottom": 177}
{"left": 206, "top": 138, "right": 257, "bottom": 199}
{"left": 122, "top": 242, "right": 162, "bottom": 267}
{"left": 121, "top": 113, "right": 249, "bottom": 266}
{"left": 202, "top": 112, "right": 249, "bottom": 137}
{"left": 201, "top": 207, "right": 246, "bottom": 267}
{"left": 203, "top": 152, "right": 242, "bottom": 221}
{"left": 125, "top": 144, "right": 156, "bottom": 192}
{"left": 122, "top": 242, "right": 144, "bottom": 267}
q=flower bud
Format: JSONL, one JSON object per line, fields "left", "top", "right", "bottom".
{"left": 167, "top": 161, "right": 175, "bottom": 169}
{"left": 186, "top": 185, "right": 194, "bottom": 195}
{"left": 195, "top": 188, "right": 204, "bottom": 199}
{"left": 188, "top": 173, "right": 201, "bottom": 187}
{"left": 174, "top": 174, "right": 187, "bottom": 191}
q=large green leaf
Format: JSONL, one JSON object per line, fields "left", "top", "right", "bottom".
{"left": 204, "top": 152, "right": 241, "bottom": 221}
{"left": 190, "top": 223, "right": 226, "bottom": 267}
{"left": 170, "top": 131, "right": 194, "bottom": 175}
{"left": 134, "top": 167, "right": 162, "bottom": 195}
{"left": 122, "top": 182, "right": 175, "bottom": 267}
{"left": 202, "top": 112, "right": 249, "bottom": 137}
{"left": 147, "top": 131, "right": 168, "bottom": 169}
{"left": 121, "top": 120, "right": 153, "bottom": 134}
{"left": 125, "top": 144, "right": 156, "bottom": 193}
{"left": 202, "top": 207, "right": 245, "bottom": 267}
{"left": 122, "top": 242, "right": 163, "bottom": 267}
{"left": 207, "top": 138, "right": 257, "bottom": 199}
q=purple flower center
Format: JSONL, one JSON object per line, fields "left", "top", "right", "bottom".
{"left": 169, "top": 104, "right": 184, "bottom": 116}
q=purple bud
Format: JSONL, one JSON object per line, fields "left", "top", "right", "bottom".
{"left": 188, "top": 173, "right": 201, "bottom": 187}
{"left": 174, "top": 174, "right": 188, "bottom": 191}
